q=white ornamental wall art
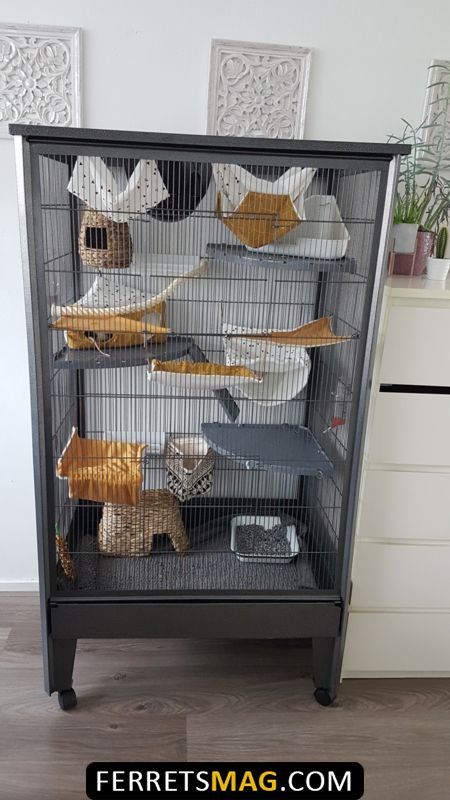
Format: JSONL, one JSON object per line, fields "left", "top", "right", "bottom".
{"left": 0, "top": 23, "right": 81, "bottom": 136}
{"left": 207, "top": 39, "right": 311, "bottom": 139}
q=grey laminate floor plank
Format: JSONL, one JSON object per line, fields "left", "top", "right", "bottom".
{"left": 186, "top": 709, "right": 450, "bottom": 764}
{"left": 186, "top": 713, "right": 450, "bottom": 800}
{"left": 1, "top": 593, "right": 449, "bottom": 800}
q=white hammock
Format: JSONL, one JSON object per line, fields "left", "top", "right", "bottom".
{"left": 213, "top": 163, "right": 316, "bottom": 220}
{"left": 52, "top": 260, "right": 207, "bottom": 320}
{"left": 68, "top": 155, "right": 169, "bottom": 221}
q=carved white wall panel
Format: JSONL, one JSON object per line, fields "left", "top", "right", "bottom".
{"left": 0, "top": 23, "right": 81, "bottom": 136}
{"left": 207, "top": 39, "right": 311, "bottom": 139}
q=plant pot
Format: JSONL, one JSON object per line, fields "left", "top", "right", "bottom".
{"left": 414, "top": 230, "right": 437, "bottom": 275}
{"left": 426, "top": 257, "right": 450, "bottom": 281}
{"left": 391, "top": 230, "right": 436, "bottom": 276}
{"left": 392, "top": 222, "right": 419, "bottom": 253}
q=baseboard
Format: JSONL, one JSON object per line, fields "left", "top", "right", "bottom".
{"left": 0, "top": 581, "right": 38, "bottom": 592}
{"left": 342, "top": 670, "right": 450, "bottom": 679}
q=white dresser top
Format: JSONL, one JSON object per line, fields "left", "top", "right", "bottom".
{"left": 385, "top": 274, "right": 450, "bottom": 301}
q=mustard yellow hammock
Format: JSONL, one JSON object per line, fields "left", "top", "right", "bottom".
{"left": 51, "top": 308, "right": 169, "bottom": 347}
{"left": 57, "top": 428, "right": 145, "bottom": 506}
{"left": 217, "top": 191, "right": 301, "bottom": 249}
{"left": 214, "top": 163, "right": 315, "bottom": 249}
{"left": 51, "top": 281, "right": 169, "bottom": 350}
{"left": 148, "top": 359, "right": 262, "bottom": 391}
{"left": 236, "top": 316, "right": 352, "bottom": 348}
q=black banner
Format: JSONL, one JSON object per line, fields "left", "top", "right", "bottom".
{"left": 86, "top": 762, "right": 364, "bottom": 799}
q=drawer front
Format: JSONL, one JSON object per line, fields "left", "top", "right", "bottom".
{"left": 342, "top": 611, "right": 450, "bottom": 675}
{"left": 380, "top": 305, "right": 450, "bottom": 386}
{"left": 368, "top": 392, "right": 450, "bottom": 466}
{"left": 351, "top": 542, "right": 450, "bottom": 609}
{"left": 359, "top": 470, "right": 450, "bottom": 541}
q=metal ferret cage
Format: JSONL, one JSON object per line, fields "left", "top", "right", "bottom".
{"left": 12, "top": 124, "right": 406, "bottom": 709}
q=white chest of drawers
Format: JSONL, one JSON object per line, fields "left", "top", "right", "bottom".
{"left": 342, "top": 276, "right": 450, "bottom": 677}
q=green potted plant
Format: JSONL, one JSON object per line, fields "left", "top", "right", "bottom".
{"left": 388, "top": 67, "right": 450, "bottom": 274}
{"left": 391, "top": 122, "right": 424, "bottom": 253}
{"left": 427, "top": 226, "right": 450, "bottom": 281}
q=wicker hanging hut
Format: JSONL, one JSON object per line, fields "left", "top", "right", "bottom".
{"left": 69, "top": 155, "right": 169, "bottom": 269}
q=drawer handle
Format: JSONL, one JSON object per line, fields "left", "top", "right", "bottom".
{"left": 380, "top": 383, "right": 450, "bottom": 395}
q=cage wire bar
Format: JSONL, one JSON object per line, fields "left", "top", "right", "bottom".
{"left": 12, "top": 125, "right": 405, "bottom": 708}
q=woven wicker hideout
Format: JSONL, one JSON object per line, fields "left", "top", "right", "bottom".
{"left": 79, "top": 209, "right": 133, "bottom": 269}
{"left": 98, "top": 490, "right": 190, "bottom": 556}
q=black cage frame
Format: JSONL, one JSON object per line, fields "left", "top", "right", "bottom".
{"left": 12, "top": 124, "right": 406, "bottom": 708}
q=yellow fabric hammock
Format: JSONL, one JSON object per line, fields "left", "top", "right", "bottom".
{"left": 236, "top": 316, "right": 352, "bottom": 348}
{"left": 51, "top": 305, "right": 169, "bottom": 350}
{"left": 57, "top": 428, "right": 145, "bottom": 506}
{"left": 217, "top": 191, "right": 301, "bottom": 249}
{"left": 148, "top": 359, "right": 263, "bottom": 392}
{"left": 151, "top": 360, "right": 257, "bottom": 377}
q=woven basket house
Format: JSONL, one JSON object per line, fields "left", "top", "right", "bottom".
{"left": 79, "top": 209, "right": 133, "bottom": 270}
{"left": 69, "top": 155, "right": 170, "bottom": 269}
{"left": 165, "top": 435, "right": 214, "bottom": 502}
{"left": 98, "top": 489, "right": 190, "bottom": 556}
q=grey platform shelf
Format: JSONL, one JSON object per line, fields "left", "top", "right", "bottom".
{"left": 201, "top": 423, "right": 333, "bottom": 476}
{"left": 206, "top": 242, "right": 357, "bottom": 274}
{"left": 53, "top": 335, "right": 193, "bottom": 370}
{"left": 53, "top": 336, "right": 240, "bottom": 423}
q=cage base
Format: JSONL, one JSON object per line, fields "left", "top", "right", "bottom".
{"left": 70, "top": 532, "right": 317, "bottom": 593}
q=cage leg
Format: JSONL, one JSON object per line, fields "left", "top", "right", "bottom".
{"left": 312, "top": 636, "right": 340, "bottom": 706}
{"left": 49, "top": 638, "right": 78, "bottom": 710}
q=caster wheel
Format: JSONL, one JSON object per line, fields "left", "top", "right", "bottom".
{"left": 58, "top": 689, "right": 77, "bottom": 711}
{"left": 314, "top": 688, "right": 334, "bottom": 707}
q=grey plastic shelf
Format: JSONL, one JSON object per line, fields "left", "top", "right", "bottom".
{"left": 201, "top": 423, "right": 333, "bottom": 477}
{"left": 53, "top": 336, "right": 240, "bottom": 423}
{"left": 53, "top": 336, "right": 193, "bottom": 370}
{"left": 206, "top": 242, "right": 357, "bottom": 274}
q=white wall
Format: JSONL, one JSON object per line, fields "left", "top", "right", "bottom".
{"left": 1, "top": 0, "right": 449, "bottom": 586}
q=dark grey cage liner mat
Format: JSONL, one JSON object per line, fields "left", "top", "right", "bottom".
{"left": 72, "top": 531, "right": 317, "bottom": 592}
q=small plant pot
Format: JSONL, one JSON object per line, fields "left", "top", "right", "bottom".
{"left": 414, "top": 231, "right": 436, "bottom": 275}
{"left": 426, "top": 257, "right": 450, "bottom": 281}
{"left": 391, "top": 230, "right": 435, "bottom": 276}
{"left": 392, "top": 222, "right": 419, "bottom": 253}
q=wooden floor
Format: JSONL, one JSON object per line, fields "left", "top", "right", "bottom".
{"left": 1, "top": 594, "right": 449, "bottom": 800}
